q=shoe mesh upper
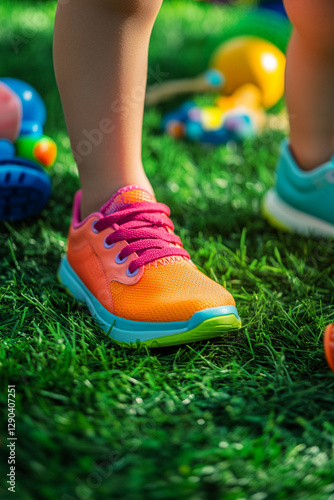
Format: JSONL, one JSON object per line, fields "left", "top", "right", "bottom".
{"left": 101, "top": 186, "right": 155, "bottom": 216}
{"left": 109, "top": 259, "right": 235, "bottom": 322}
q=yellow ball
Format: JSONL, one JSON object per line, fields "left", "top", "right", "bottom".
{"left": 210, "top": 36, "right": 286, "bottom": 109}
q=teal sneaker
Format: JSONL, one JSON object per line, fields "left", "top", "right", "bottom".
{"left": 263, "top": 140, "right": 334, "bottom": 237}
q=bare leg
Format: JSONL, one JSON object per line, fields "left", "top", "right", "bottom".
{"left": 284, "top": 0, "right": 334, "bottom": 170}
{"left": 53, "top": 0, "right": 162, "bottom": 218}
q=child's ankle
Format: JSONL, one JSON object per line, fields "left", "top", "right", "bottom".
{"left": 289, "top": 141, "right": 334, "bottom": 171}
{"left": 80, "top": 178, "right": 154, "bottom": 220}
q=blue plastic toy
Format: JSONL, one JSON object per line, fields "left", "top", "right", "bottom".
{"left": 0, "top": 78, "right": 56, "bottom": 221}
{"left": 162, "top": 99, "right": 260, "bottom": 145}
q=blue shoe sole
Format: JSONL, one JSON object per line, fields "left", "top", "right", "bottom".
{"left": 58, "top": 256, "right": 242, "bottom": 348}
{"left": 0, "top": 158, "right": 51, "bottom": 221}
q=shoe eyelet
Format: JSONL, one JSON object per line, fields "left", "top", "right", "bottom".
{"left": 115, "top": 252, "right": 128, "bottom": 264}
{"left": 126, "top": 267, "right": 139, "bottom": 278}
{"left": 104, "top": 237, "right": 115, "bottom": 249}
{"left": 92, "top": 220, "right": 99, "bottom": 233}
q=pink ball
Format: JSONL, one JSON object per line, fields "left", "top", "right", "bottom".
{"left": 0, "top": 82, "right": 22, "bottom": 142}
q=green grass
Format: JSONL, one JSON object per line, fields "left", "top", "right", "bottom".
{"left": 0, "top": 1, "right": 334, "bottom": 499}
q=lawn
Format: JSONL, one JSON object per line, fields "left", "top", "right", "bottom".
{"left": 0, "top": 1, "right": 334, "bottom": 499}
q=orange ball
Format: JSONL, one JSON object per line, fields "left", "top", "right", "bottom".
{"left": 33, "top": 138, "right": 57, "bottom": 167}
{"left": 324, "top": 324, "right": 334, "bottom": 372}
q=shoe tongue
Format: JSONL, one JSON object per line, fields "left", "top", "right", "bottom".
{"left": 100, "top": 185, "right": 156, "bottom": 216}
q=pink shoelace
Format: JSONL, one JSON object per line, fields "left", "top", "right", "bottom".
{"left": 94, "top": 202, "right": 190, "bottom": 274}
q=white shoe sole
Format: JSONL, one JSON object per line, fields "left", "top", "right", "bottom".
{"left": 262, "top": 190, "right": 334, "bottom": 238}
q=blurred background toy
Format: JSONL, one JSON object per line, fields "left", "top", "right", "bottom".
{"left": 0, "top": 78, "right": 57, "bottom": 221}
{"left": 324, "top": 324, "right": 334, "bottom": 372}
{"left": 146, "top": 69, "right": 225, "bottom": 107}
{"left": 258, "top": 0, "right": 287, "bottom": 17}
{"left": 210, "top": 36, "right": 285, "bottom": 109}
{"left": 147, "top": 36, "right": 286, "bottom": 108}
{"left": 196, "top": 0, "right": 288, "bottom": 17}
{"left": 150, "top": 35, "right": 286, "bottom": 145}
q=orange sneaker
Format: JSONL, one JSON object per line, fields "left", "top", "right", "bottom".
{"left": 58, "top": 186, "right": 241, "bottom": 347}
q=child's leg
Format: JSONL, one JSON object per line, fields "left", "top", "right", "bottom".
{"left": 263, "top": 0, "right": 334, "bottom": 236}
{"left": 54, "top": 0, "right": 162, "bottom": 218}
{"left": 54, "top": 0, "right": 241, "bottom": 347}
{"left": 283, "top": 0, "right": 334, "bottom": 170}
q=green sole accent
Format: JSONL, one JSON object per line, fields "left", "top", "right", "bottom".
{"left": 58, "top": 272, "right": 241, "bottom": 348}
{"left": 261, "top": 201, "right": 291, "bottom": 233}
{"left": 112, "top": 314, "right": 242, "bottom": 349}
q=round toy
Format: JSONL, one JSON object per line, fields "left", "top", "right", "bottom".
{"left": 0, "top": 78, "right": 56, "bottom": 221}
{"left": 0, "top": 82, "right": 22, "bottom": 142}
{"left": 324, "top": 324, "right": 334, "bottom": 372}
{"left": 1, "top": 78, "right": 46, "bottom": 136}
{"left": 210, "top": 36, "right": 286, "bottom": 108}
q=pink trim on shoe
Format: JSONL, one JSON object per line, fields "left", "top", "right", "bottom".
{"left": 100, "top": 185, "right": 155, "bottom": 216}
{"left": 71, "top": 190, "right": 101, "bottom": 229}
{"left": 70, "top": 186, "right": 190, "bottom": 273}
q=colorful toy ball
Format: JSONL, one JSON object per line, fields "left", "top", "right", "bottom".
{"left": 324, "top": 324, "right": 334, "bottom": 372}
{"left": 0, "top": 82, "right": 22, "bottom": 141}
{"left": 210, "top": 36, "right": 286, "bottom": 109}
{"left": 0, "top": 78, "right": 56, "bottom": 221}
